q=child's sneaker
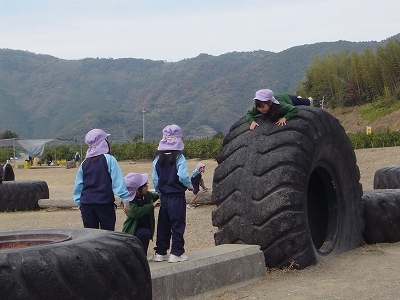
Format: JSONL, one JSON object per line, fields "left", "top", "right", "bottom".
{"left": 308, "top": 97, "right": 314, "bottom": 106}
{"left": 168, "top": 254, "right": 188, "bottom": 263}
{"left": 187, "top": 204, "right": 195, "bottom": 209}
{"left": 154, "top": 253, "right": 169, "bottom": 262}
{"left": 202, "top": 187, "right": 209, "bottom": 192}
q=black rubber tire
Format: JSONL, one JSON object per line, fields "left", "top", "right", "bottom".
{"left": 3, "top": 164, "right": 15, "bottom": 181}
{"left": 373, "top": 165, "right": 400, "bottom": 189}
{"left": 0, "top": 180, "right": 49, "bottom": 212}
{"left": 212, "top": 107, "right": 364, "bottom": 269}
{"left": 362, "top": 189, "right": 400, "bottom": 244}
{"left": 0, "top": 228, "right": 152, "bottom": 300}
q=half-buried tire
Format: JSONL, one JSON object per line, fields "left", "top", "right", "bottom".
{"left": 0, "top": 180, "right": 49, "bottom": 212}
{"left": 212, "top": 107, "right": 364, "bottom": 269}
{"left": 362, "top": 189, "right": 400, "bottom": 244}
{"left": 0, "top": 228, "right": 152, "bottom": 299}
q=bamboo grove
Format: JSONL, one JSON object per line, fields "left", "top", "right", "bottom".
{"left": 298, "top": 40, "right": 400, "bottom": 108}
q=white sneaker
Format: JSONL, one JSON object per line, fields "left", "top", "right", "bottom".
{"left": 168, "top": 254, "right": 188, "bottom": 263}
{"left": 308, "top": 97, "right": 313, "bottom": 106}
{"left": 154, "top": 253, "right": 169, "bottom": 262}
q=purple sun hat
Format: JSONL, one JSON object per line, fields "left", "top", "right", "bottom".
{"left": 196, "top": 163, "right": 205, "bottom": 170}
{"left": 124, "top": 173, "right": 149, "bottom": 201}
{"left": 254, "top": 89, "right": 280, "bottom": 104}
{"left": 157, "top": 124, "right": 184, "bottom": 151}
{"left": 85, "top": 129, "right": 111, "bottom": 158}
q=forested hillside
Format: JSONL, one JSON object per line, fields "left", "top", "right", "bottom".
{"left": 0, "top": 34, "right": 398, "bottom": 142}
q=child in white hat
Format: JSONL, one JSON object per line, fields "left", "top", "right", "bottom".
{"left": 73, "top": 129, "right": 130, "bottom": 231}
{"left": 122, "top": 172, "right": 160, "bottom": 259}
{"left": 246, "top": 89, "right": 312, "bottom": 130}
{"left": 152, "top": 124, "right": 193, "bottom": 263}
{"left": 187, "top": 163, "right": 208, "bottom": 209}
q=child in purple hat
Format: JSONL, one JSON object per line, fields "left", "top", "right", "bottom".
{"left": 73, "top": 129, "right": 130, "bottom": 231}
{"left": 187, "top": 163, "right": 208, "bottom": 209}
{"left": 152, "top": 124, "right": 193, "bottom": 263}
{"left": 246, "top": 89, "right": 312, "bottom": 130}
{"left": 122, "top": 172, "right": 160, "bottom": 259}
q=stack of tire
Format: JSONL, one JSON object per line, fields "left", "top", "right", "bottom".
{"left": 0, "top": 163, "right": 49, "bottom": 212}
{"left": 211, "top": 107, "right": 365, "bottom": 269}
{"left": 362, "top": 166, "right": 400, "bottom": 244}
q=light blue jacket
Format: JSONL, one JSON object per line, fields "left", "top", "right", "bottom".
{"left": 152, "top": 154, "right": 192, "bottom": 194}
{"left": 73, "top": 153, "right": 129, "bottom": 207}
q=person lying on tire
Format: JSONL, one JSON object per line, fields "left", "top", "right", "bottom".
{"left": 122, "top": 172, "right": 160, "bottom": 259}
{"left": 73, "top": 129, "right": 130, "bottom": 231}
{"left": 246, "top": 89, "right": 312, "bottom": 130}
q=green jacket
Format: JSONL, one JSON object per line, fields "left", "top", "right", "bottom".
{"left": 122, "top": 191, "right": 159, "bottom": 238}
{"left": 246, "top": 93, "right": 298, "bottom": 123}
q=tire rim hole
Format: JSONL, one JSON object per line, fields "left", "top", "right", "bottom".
{"left": 307, "top": 166, "right": 338, "bottom": 254}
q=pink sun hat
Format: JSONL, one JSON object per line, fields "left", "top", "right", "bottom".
{"left": 85, "top": 129, "right": 111, "bottom": 158}
{"left": 157, "top": 124, "right": 184, "bottom": 151}
{"left": 254, "top": 89, "right": 280, "bottom": 104}
{"left": 124, "top": 173, "right": 149, "bottom": 201}
{"left": 196, "top": 163, "right": 206, "bottom": 170}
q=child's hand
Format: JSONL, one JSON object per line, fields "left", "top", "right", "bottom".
{"left": 275, "top": 117, "right": 287, "bottom": 126}
{"left": 250, "top": 121, "right": 259, "bottom": 130}
{"left": 123, "top": 203, "right": 129, "bottom": 213}
{"left": 153, "top": 199, "right": 161, "bottom": 207}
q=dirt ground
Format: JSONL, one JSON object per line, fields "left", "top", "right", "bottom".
{"left": 2, "top": 147, "right": 400, "bottom": 299}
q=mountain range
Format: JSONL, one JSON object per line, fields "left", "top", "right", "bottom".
{"left": 1, "top": 33, "right": 399, "bottom": 142}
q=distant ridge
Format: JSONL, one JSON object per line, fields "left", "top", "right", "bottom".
{"left": 0, "top": 34, "right": 398, "bottom": 142}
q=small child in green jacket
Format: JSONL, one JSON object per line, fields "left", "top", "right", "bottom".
{"left": 122, "top": 172, "right": 160, "bottom": 258}
{"left": 246, "top": 89, "right": 311, "bottom": 130}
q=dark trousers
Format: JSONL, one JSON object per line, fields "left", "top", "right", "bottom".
{"left": 289, "top": 95, "right": 311, "bottom": 106}
{"left": 80, "top": 203, "right": 116, "bottom": 231}
{"left": 135, "top": 227, "right": 152, "bottom": 254}
{"left": 155, "top": 195, "right": 186, "bottom": 256}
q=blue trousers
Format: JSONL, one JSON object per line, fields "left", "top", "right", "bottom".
{"left": 289, "top": 95, "right": 311, "bottom": 106}
{"left": 135, "top": 227, "right": 152, "bottom": 254}
{"left": 80, "top": 203, "right": 116, "bottom": 231}
{"left": 155, "top": 195, "right": 186, "bottom": 256}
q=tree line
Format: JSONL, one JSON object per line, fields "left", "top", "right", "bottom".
{"left": 298, "top": 40, "right": 400, "bottom": 108}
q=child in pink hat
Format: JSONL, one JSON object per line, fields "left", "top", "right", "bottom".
{"left": 152, "top": 124, "right": 193, "bottom": 263}
{"left": 122, "top": 172, "right": 160, "bottom": 259}
{"left": 73, "top": 129, "right": 130, "bottom": 231}
{"left": 246, "top": 89, "right": 312, "bottom": 130}
{"left": 187, "top": 163, "right": 208, "bottom": 209}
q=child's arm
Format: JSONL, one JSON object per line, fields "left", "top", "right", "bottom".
{"left": 246, "top": 106, "right": 260, "bottom": 130}
{"left": 276, "top": 103, "right": 299, "bottom": 126}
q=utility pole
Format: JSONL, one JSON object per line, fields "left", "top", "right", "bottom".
{"left": 142, "top": 110, "right": 146, "bottom": 142}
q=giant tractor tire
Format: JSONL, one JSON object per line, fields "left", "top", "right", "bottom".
{"left": 0, "top": 228, "right": 152, "bottom": 299}
{"left": 212, "top": 107, "right": 364, "bottom": 269}
{"left": 0, "top": 180, "right": 49, "bottom": 212}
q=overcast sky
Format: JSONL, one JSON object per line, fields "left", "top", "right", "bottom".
{"left": 1, "top": 0, "right": 399, "bottom": 62}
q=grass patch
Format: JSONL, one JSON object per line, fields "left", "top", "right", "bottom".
{"left": 359, "top": 97, "right": 400, "bottom": 122}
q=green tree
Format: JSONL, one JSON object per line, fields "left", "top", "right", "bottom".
{"left": 0, "top": 130, "right": 19, "bottom": 139}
